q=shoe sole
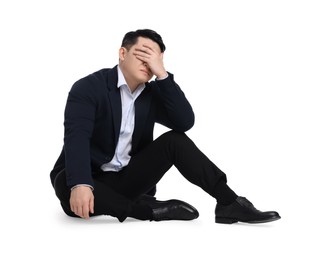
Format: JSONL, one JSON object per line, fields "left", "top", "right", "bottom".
{"left": 215, "top": 215, "right": 281, "bottom": 224}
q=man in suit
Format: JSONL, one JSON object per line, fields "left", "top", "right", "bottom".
{"left": 50, "top": 29, "right": 280, "bottom": 224}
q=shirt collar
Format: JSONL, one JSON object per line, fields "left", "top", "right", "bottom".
{"left": 117, "top": 65, "right": 146, "bottom": 93}
{"left": 117, "top": 65, "right": 127, "bottom": 88}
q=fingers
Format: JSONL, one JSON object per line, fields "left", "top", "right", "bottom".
{"left": 89, "top": 196, "right": 94, "bottom": 214}
{"left": 133, "top": 52, "right": 150, "bottom": 68}
{"left": 72, "top": 204, "right": 90, "bottom": 219}
{"left": 72, "top": 202, "right": 90, "bottom": 219}
{"left": 69, "top": 186, "right": 94, "bottom": 220}
{"left": 76, "top": 206, "right": 84, "bottom": 219}
{"left": 133, "top": 48, "right": 160, "bottom": 64}
{"left": 82, "top": 204, "right": 90, "bottom": 220}
{"left": 134, "top": 48, "right": 151, "bottom": 55}
{"left": 133, "top": 50, "right": 151, "bottom": 60}
{"left": 133, "top": 44, "right": 159, "bottom": 59}
{"left": 136, "top": 44, "right": 156, "bottom": 54}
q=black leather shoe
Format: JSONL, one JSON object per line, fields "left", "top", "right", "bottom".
{"left": 139, "top": 196, "right": 199, "bottom": 221}
{"left": 215, "top": 196, "right": 281, "bottom": 224}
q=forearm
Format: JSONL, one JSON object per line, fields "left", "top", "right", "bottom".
{"left": 64, "top": 124, "right": 94, "bottom": 188}
{"left": 155, "top": 73, "right": 195, "bottom": 132}
{"left": 64, "top": 81, "right": 96, "bottom": 188}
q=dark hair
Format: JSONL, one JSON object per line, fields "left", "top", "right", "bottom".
{"left": 121, "top": 29, "right": 166, "bottom": 52}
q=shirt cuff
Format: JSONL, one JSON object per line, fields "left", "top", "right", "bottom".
{"left": 156, "top": 73, "right": 169, "bottom": 81}
{"left": 71, "top": 184, "right": 94, "bottom": 191}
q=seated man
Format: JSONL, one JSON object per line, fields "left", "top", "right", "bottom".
{"left": 50, "top": 29, "right": 280, "bottom": 224}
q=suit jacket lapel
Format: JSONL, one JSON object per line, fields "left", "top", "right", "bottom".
{"left": 132, "top": 86, "right": 152, "bottom": 151}
{"left": 106, "top": 66, "right": 122, "bottom": 146}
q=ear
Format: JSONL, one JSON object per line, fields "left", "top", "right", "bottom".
{"left": 119, "top": 47, "right": 127, "bottom": 61}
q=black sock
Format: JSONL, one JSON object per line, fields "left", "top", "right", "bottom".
{"left": 212, "top": 179, "right": 238, "bottom": 205}
{"left": 127, "top": 203, "right": 153, "bottom": 220}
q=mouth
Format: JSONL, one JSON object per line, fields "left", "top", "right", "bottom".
{"left": 140, "top": 69, "right": 150, "bottom": 76}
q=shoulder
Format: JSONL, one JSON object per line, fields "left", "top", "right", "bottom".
{"left": 72, "top": 68, "right": 110, "bottom": 90}
{"left": 69, "top": 68, "right": 113, "bottom": 98}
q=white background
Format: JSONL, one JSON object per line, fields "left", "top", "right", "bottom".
{"left": 1, "top": 0, "right": 319, "bottom": 259}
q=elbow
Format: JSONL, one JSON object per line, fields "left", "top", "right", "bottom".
{"left": 175, "top": 112, "right": 195, "bottom": 132}
{"left": 184, "top": 114, "right": 195, "bottom": 132}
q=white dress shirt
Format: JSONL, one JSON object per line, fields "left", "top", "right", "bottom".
{"left": 100, "top": 66, "right": 146, "bottom": 172}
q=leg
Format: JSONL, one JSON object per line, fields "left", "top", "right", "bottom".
{"left": 115, "top": 131, "right": 237, "bottom": 204}
{"left": 113, "top": 131, "right": 280, "bottom": 224}
{"left": 53, "top": 170, "right": 152, "bottom": 222}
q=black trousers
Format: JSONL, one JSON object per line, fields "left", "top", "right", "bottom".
{"left": 53, "top": 131, "right": 227, "bottom": 222}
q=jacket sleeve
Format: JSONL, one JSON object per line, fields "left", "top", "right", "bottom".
{"left": 63, "top": 78, "right": 97, "bottom": 188}
{"left": 154, "top": 73, "right": 195, "bottom": 132}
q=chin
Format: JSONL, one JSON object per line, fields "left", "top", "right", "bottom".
{"left": 140, "top": 75, "right": 152, "bottom": 83}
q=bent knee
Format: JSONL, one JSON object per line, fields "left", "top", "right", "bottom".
{"left": 160, "top": 130, "right": 187, "bottom": 142}
{"left": 53, "top": 170, "right": 70, "bottom": 202}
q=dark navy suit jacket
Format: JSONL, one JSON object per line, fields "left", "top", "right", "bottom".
{"left": 50, "top": 65, "right": 194, "bottom": 188}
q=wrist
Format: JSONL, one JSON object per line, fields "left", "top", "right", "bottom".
{"left": 156, "top": 71, "right": 168, "bottom": 80}
{"left": 71, "top": 184, "right": 94, "bottom": 191}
